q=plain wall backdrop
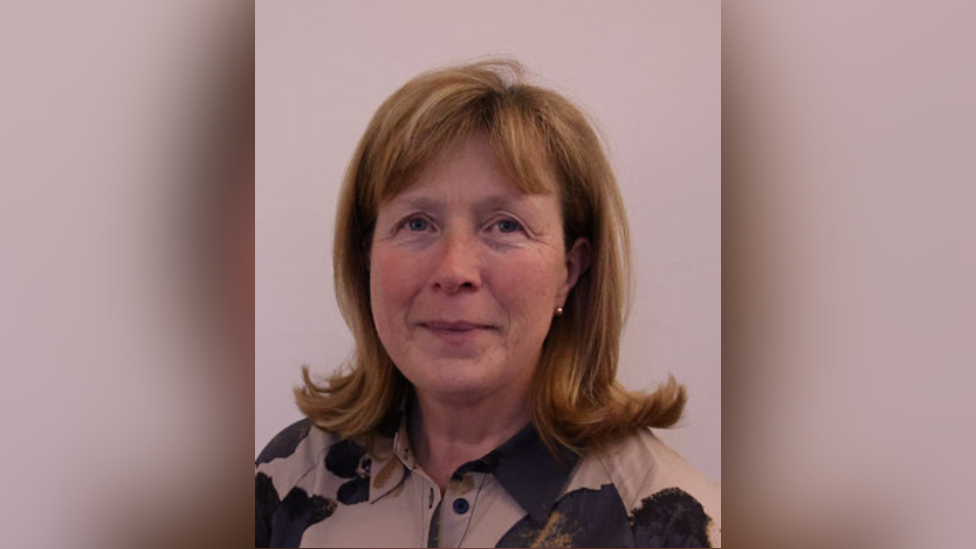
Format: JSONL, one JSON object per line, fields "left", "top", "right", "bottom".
{"left": 256, "top": 0, "right": 721, "bottom": 482}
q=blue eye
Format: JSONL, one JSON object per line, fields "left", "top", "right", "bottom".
{"left": 497, "top": 219, "right": 522, "bottom": 233}
{"left": 406, "top": 218, "right": 428, "bottom": 231}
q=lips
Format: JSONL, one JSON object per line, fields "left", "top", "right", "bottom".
{"left": 417, "top": 320, "right": 495, "bottom": 349}
{"left": 420, "top": 320, "right": 492, "bottom": 331}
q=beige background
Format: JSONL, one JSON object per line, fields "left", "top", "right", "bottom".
{"left": 256, "top": 0, "right": 720, "bottom": 482}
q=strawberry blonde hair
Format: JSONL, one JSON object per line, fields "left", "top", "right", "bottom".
{"left": 296, "top": 59, "right": 685, "bottom": 454}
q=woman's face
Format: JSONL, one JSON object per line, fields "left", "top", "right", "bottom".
{"left": 369, "top": 134, "right": 589, "bottom": 404}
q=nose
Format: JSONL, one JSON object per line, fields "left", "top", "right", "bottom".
{"left": 430, "top": 230, "right": 481, "bottom": 294}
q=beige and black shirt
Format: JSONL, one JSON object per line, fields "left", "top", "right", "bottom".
{"left": 255, "top": 410, "right": 721, "bottom": 548}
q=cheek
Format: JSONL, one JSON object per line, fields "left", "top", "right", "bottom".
{"left": 492, "top": 255, "right": 562, "bottom": 326}
{"left": 369, "top": 247, "right": 422, "bottom": 331}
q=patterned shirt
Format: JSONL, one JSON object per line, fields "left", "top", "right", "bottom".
{"left": 255, "top": 410, "right": 721, "bottom": 548}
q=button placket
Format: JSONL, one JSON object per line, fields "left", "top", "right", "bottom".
{"left": 436, "top": 471, "right": 488, "bottom": 548}
{"left": 417, "top": 476, "right": 442, "bottom": 547}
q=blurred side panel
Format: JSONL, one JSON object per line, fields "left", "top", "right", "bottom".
{"left": 0, "top": 1, "right": 253, "bottom": 547}
{"left": 725, "top": 0, "right": 976, "bottom": 547}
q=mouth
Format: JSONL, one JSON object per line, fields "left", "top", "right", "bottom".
{"left": 420, "top": 320, "right": 493, "bottom": 331}
{"left": 418, "top": 320, "right": 495, "bottom": 343}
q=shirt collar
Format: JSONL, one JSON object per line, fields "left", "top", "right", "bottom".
{"left": 366, "top": 397, "right": 579, "bottom": 522}
{"left": 457, "top": 422, "right": 579, "bottom": 524}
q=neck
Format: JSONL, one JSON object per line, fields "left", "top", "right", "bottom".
{"left": 408, "top": 386, "right": 531, "bottom": 491}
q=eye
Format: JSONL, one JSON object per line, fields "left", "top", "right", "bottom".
{"left": 403, "top": 217, "right": 429, "bottom": 231}
{"left": 496, "top": 219, "right": 523, "bottom": 233}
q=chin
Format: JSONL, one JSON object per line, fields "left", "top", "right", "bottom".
{"left": 397, "top": 351, "right": 513, "bottom": 399}
{"left": 415, "top": 370, "right": 502, "bottom": 401}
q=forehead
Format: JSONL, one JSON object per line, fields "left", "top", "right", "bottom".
{"left": 380, "top": 133, "right": 556, "bottom": 209}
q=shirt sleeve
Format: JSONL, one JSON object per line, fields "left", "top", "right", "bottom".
{"left": 255, "top": 470, "right": 278, "bottom": 548}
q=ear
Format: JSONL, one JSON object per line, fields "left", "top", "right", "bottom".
{"left": 557, "top": 238, "right": 592, "bottom": 306}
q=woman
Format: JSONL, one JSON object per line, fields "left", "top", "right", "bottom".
{"left": 256, "top": 59, "right": 721, "bottom": 548}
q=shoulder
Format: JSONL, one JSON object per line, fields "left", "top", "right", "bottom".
{"left": 595, "top": 428, "right": 722, "bottom": 547}
{"left": 255, "top": 419, "right": 349, "bottom": 547}
{"left": 255, "top": 418, "right": 343, "bottom": 494}
{"left": 256, "top": 418, "right": 313, "bottom": 466}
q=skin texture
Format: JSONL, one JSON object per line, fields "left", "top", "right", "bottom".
{"left": 369, "top": 133, "right": 590, "bottom": 488}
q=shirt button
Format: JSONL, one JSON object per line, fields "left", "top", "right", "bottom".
{"left": 452, "top": 498, "right": 470, "bottom": 515}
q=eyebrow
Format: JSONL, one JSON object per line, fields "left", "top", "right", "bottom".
{"left": 389, "top": 193, "right": 533, "bottom": 214}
